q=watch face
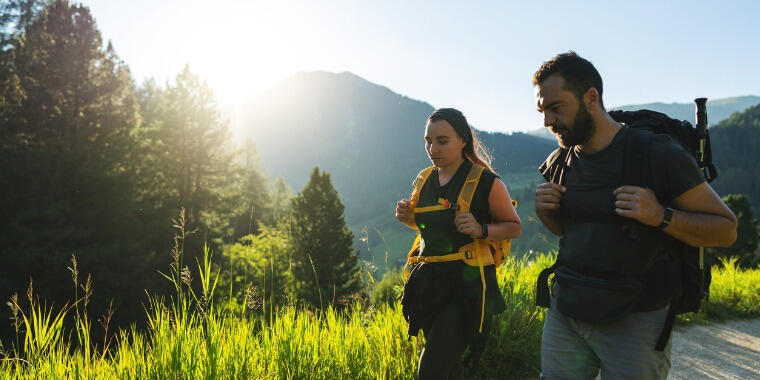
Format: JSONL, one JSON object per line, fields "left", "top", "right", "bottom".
{"left": 659, "top": 207, "right": 674, "bottom": 229}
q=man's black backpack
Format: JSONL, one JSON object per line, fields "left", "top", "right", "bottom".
{"left": 536, "top": 104, "right": 718, "bottom": 351}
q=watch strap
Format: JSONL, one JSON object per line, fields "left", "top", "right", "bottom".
{"left": 658, "top": 207, "right": 674, "bottom": 229}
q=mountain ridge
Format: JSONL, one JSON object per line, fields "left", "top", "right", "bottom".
{"left": 224, "top": 71, "right": 759, "bottom": 266}
{"left": 527, "top": 95, "right": 760, "bottom": 140}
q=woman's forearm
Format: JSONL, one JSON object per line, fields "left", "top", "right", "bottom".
{"left": 483, "top": 220, "right": 521, "bottom": 241}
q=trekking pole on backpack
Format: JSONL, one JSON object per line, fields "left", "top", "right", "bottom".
{"left": 694, "top": 98, "right": 717, "bottom": 182}
{"left": 694, "top": 98, "right": 708, "bottom": 174}
{"left": 694, "top": 98, "right": 710, "bottom": 302}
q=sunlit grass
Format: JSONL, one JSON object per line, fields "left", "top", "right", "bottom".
{"left": 1, "top": 246, "right": 758, "bottom": 379}
{"left": 679, "top": 256, "right": 760, "bottom": 324}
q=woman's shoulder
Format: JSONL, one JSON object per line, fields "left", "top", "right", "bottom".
{"left": 478, "top": 166, "right": 499, "bottom": 183}
{"left": 483, "top": 167, "right": 499, "bottom": 178}
{"left": 475, "top": 166, "right": 499, "bottom": 194}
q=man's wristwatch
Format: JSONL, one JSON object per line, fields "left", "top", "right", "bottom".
{"left": 479, "top": 223, "right": 488, "bottom": 239}
{"left": 658, "top": 207, "right": 674, "bottom": 229}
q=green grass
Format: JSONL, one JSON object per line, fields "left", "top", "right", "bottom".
{"left": 678, "top": 256, "right": 760, "bottom": 325}
{"left": 1, "top": 253, "right": 758, "bottom": 379}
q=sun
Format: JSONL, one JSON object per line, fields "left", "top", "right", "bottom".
{"left": 176, "top": 2, "right": 304, "bottom": 106}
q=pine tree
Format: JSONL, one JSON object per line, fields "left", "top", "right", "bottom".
{"left": 0, "top": 1, "right": 47, "bottom": 117}
{"left": 137, "top": 65, "right": 241, "bottom": 252}
{"left": 288, "top": 167, "right": 362, "bottom": 308}
{"left": 230, "top": 139, "right": 272, "bottom": 239}
{"left": 0, "top": 0, "right": 153, "bottom": 333}
{"left": 270, "top": 177, "right": 293, "bottom": 222}
{"left": 0, "top": 0, "right": 46, "bottom": 51}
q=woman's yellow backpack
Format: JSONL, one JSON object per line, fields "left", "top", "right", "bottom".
{"left": 403, "top": 164, "right": 517, "bottom": 332}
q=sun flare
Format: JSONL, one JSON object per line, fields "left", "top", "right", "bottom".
{"left": 166, "top": 2, "right": 307, "bottom": 106}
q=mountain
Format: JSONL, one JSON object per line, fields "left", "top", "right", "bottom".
{"left": 229, "top": 72, "right": 760, "bottom": 268}
{"left": 231, "top": 71, "right": 433, "bottom": 224}
{"left": 229, "top": 72, "right": 557, "bottom": 265}
{"left": 614, "top": 96, "right": 760, "bottom": 124}
{"left": 528, "top": 95, "right": 760, "bottom": 140}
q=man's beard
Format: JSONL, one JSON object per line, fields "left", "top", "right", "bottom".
{"left": 552, "top": 104, "right": 594, "bottom": 148}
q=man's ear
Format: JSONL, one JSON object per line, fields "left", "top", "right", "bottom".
{"left": 584, "top": 87, "right": 600, "bottom": 110}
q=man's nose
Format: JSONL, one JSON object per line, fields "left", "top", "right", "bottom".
{"left": 543, "top": 114, "right": 554, "bottom": 128}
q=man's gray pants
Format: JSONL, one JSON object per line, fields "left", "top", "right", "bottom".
{"left": 540, "top": 299, "right": 672, "bottom": 380}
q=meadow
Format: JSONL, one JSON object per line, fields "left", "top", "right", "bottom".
{"left": 1, "top": 252, "right": 758, "bottom": 379}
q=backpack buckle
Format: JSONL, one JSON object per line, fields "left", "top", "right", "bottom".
{"left": 439, "top": 198, "right": 460, "bottom": 211}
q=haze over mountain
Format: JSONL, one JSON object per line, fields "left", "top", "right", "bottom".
{"left": 226, "top": 72, "right": 759, "bottom": 266}
{"left": 227, "top": 71, "right": 557, "bottom": 263}
{"left": 228, "top": 71, "right": 556, "bottom": 215}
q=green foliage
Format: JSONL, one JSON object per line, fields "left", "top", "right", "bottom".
{"left": 679, "top": 256, "right": 760, "bottom": 324}
{"left": 710, "top": 103, "right": 760, "bottom": 213}
{"left": 270, "top": 176, "right": 294, "bottom": 222}
{"left": 0, "top": 0, "right": 47, "bottom": 52}
{"left": 136, "top": 65, "right": 241, "bottom": 249}
{"left": 708, "top": 194, "right": 760, "bottom": 268}
{"left": 230, "top": 140, "right": 274, "bottom": 238}
{"left": 0, "top": 252, "right": 758, "bottom": 379}
{"left": 288, "top": 167, "right": 363, "bottom": 309}
{"left": 371, "top": 267, "right": 404, "bottom": 306}
{"left": 480, "top": 254, "right": 553, "bottom": 378}
{"left": 219, "top": 226, "right": 293, "bottom": 312}
{"left": 0, "top": 1, "right": 282, "bottom": 348}
{"left": 10, "top": 291, "right": 69, "bottom": 362}
{"left": 703, "top": 256, "right": 760, "bottom": 318}
{"left": 0, "top": 0, "right": 158, "bottom": 340}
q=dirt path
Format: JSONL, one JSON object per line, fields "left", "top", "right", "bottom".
{"left": 669, "top": 318, "right": 760, "bottom": 379}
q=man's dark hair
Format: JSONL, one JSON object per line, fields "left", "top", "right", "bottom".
{"left": 533, "top": 51, "right": 605, "bottom": 109}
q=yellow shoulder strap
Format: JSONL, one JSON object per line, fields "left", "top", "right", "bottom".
{"left": 405, "top": 167, "right": 434, "bottom": 279}
{"left": 457, "top": 164, "right": 485, "bottom": 213}
{"left": 409, "top": 166, "right": 434, "bottom": 209}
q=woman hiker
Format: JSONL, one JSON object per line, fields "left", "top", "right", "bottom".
{"left": 395, "top": 108, "right": 522, "bottom": 379}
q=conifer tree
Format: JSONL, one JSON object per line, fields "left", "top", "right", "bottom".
{"left": 230, "top": 139, "right": 272, "bottom": 238}
{"left": 137, "top": 65, "right": 240, "bottom": 252}
{"left": 270, "top": 177, "right": 293, "bottom": 222}
{"left": 287, "top": 167, "right": 362, "bottom": 308}
{"left": 0, "top": 0, "right": 151, "bottom": 330}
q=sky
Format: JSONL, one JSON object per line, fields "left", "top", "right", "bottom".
{"left": 82, "top": 0, "right": 760, "bottom": 134}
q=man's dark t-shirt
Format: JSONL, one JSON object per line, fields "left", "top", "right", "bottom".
{"left": 556, "top": 126, "right": 705, "bottom": 309}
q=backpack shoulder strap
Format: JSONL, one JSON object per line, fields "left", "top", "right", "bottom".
{"left": 622, "top": 128, "right": 683, "bottom": 352}
{"left": 535, "top": 262, "right": 558, "bottom": 307}
{"left": 405, "top": 166, "right": 434, "bottom": 278}
{"left": 457, "top": 164, "right": 485, "bottom": 214}
{"left": 623, "top": 127, "right": 676, "bottom": 203}
{"left": 622, "top": 128, "right": 655, "bottom": 191}
{"left": 409, "top": 166, "right": 434, "bottom": 209}
{"left": 539, "top": 147, "right": 571, "bottom": 185}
